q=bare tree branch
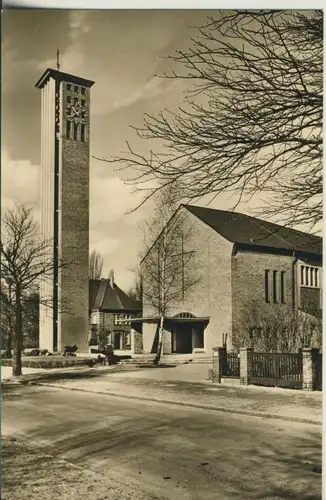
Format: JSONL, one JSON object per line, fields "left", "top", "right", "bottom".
{"left": 98, "top": 10, "right": 323, "bottom": 230}
{"left": 89, "top": 249, "right": 104, "bottom": 279}
{"left": 137, "top": 184, "right": 199, "bottom": 364}
{"left": 0, "top": 205, "right": 73, "bottom": 375}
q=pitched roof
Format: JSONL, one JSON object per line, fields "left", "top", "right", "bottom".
{"left": 184, "top": 205, "right": 322, "bottom": 256}
{"left": 89, "top": 279, "right": 141, "bottom": 312}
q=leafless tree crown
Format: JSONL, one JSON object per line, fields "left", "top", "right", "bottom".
{"left": 1, "top": 206, "right": 55, "bottom": 298}
{"left": 100, "top": 10, "right": 323, "bottom": 230}
{"left": 89, "top": 249, "right": 104, "bottom": 279}
{"left": 140, "top": 185, "right": 198, "bottom": 317}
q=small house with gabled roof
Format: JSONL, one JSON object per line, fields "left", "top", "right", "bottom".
{"left": 89, "top": 271, "right": 141, "bottom": 353}
{"left": 136, "top": 204, "right": 322, "bottom": 355}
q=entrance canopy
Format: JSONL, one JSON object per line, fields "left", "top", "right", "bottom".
{"left": 128, "top": 316, "right": 210, "bottom": 324}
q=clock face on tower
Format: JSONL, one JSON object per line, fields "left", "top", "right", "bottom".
{"left": 65, "top": 83, "right": 88, "bottom": 141}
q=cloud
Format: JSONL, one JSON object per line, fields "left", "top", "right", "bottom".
{"left": 98, "top": 75, "right": 182, "bottom": 115}
{"left": 1, "top": 148, "right": 40, "bottom": 213}
{"left": 90, "top": 166, "right": 144, "bottom": 227}
{"left": 37, "top": 11, "right": 89, "bottom": 76}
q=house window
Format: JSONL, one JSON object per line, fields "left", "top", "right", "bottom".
{"left": 114, "top": 314, "right": 132, "bottom": 326}
{"left": 81, "top": 99, "right": 86, "bottom": 107}
{"left": 272, "top": 270, "right": 278, "bottom": 303}
{"left": 67, "top": 84, "right": 71, "bottom": 91}
{"left": 81, "top": 87, "right": 86, "bottom": 95}
{"left": 125, "top": 332, "right": 131, "bottom": 348}
{"left": 305, "top": 267, "right": 309, "bottom": 286}
{"left": 67, "top": 95, "right": 71, "bottom": 104}
{"left": 300, "top": 265, "right": 320, "bottom": 288}
{"left": 264, "top": 270, "right": 269, "bottom": 303}
{"left": 280, "top": 271, "right": 285, "bottom": 304}
{"left": 73, "top": 122, "right": 79, "bottom": 140}
{"left": 81, "top": 123, "right": 86, "bottom": 142}
{"left": 74, "top": 96, "right": 79, "bottom": 106}
{"left": 66, "top": 120, "right": 72, "bottom": 139}
{"left": 74, "top": 85, "right": 79, "bottom": 93}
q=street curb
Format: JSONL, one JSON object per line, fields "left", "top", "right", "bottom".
{"left": 27, "top": 381, "right": 322, "bottom": 426}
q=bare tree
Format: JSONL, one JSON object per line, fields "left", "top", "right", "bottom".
{"left": 99, "top": 10, "right": 323, "bottom": 231}
{"left": 0, "top": 206, "right": 62, "bottom": 376}
{"left": 139, "top": 184, "right": 198, "bottom": 365}
{"left": 1, "top": 284, "right": 14, "bottom": 357}
{"left": 233, "top": 299, "right": 322, "bottom": 352}
{"left": 89, "top": 249, "right": 104, "bottom": 280}
{"left": 128, "top": 277, "right": 143, "bottom": 302}
{"left": 21, "top": 292, "right": 39, "bottom": 347}
{"left": 1, "top": 288, "right": 39, "bottom": 356}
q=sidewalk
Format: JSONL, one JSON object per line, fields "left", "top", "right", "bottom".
{"left": 10, "top": 365, "right": 322, "bottom": 426}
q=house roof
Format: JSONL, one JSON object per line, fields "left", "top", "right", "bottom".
{"left": 183, "top": 205, "right": 322, "bottom": 256}
{"left": 89, "top": 279, "right": 141, "bottom": 312}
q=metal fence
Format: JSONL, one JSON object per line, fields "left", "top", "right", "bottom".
{"left": 222, "top": 352, "right": 240, "bottom": 378}
{"left": 249, "top": 352, "right": 303, "bottom": 389}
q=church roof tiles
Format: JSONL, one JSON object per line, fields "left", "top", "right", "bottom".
{"left": 89, "top": 279, "right": 141, "bottom": 312}
{"left": 184, "top": 205, "right": 322, "bottom": 256}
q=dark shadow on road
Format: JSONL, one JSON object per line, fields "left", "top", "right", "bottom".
{"left": 1, "top": 364, "right": 140, "bottom": 387}
{"left": 2, "top": 381, "right": 322, "bottom": 500}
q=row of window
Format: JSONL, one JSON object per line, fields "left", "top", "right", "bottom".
{"left": 67, "top": 96, "right": 86, "bottom": 108}
{"left": 300, "top": 265, "right": 319, "bottom": 288}
{"left": 66, "top": 121, "right": 86, "bottom": 142}
{"left": 114, "top": 314, "right": 132, "bottom": 326}
{"left": 90, "top": 313, "right": 133, "bottom": 326}
{"left": 66, "top": 83, "right": 86, "bottom": 95}
{"left": 264, "top": 265, "right": 321, "bottom": 303}
{"left": 264, "top": 270, "right": 286, "bottom": 304}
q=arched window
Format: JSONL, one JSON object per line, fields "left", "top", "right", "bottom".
{"left": 173, "top": 312, "right": 196, "bottom": 319}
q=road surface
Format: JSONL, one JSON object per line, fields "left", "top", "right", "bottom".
{"left": 2, "top": 383, "right": 322, "bottom": 499}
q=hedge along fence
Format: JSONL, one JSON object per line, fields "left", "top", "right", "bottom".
{"left": 1, "top": 356, "right": 94, "bottom": 369}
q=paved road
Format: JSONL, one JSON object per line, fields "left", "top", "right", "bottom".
{"left": 2, "top": 384, "right": 322, "bottom": 500}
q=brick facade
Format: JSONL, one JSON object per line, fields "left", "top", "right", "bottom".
{"left": 142, "top": 207, "right": 233, "bottom": 354}
{"left": 141, "top": 206, "right": 322, "bottom": 356}
{"left": 302, "top": 348, "right": 320, "bottom": 390}
{"left": 57, "top": 83, "right": 91, "bottom": 352}
{"left": 231, "top": 250, "right": 295, "bottom": 346}
{"left": 239, "top": 347, "right": 253, "bottom": 385}
{"left": 131, "top": 329, "right": 143, "bottom": 354}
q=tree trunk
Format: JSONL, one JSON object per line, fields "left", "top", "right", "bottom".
{"left": 5, "top": 287, "right": 13, "bottom": 358}
{"left": 12, "top": 287, "right": 22, "bottom": 376}
{"left": 153, "top": 315, "right": 164, "bottom": 366}
{"left": 5, "top": 331, "right": 12, "bottom": 359}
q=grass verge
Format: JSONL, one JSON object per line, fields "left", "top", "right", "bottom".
{"left": 1, "top": 356, "right": 94, "bottom": 369}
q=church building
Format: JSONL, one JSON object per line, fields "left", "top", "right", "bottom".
{"left": 136, "top": 204, "right": 322, "bottom": 355}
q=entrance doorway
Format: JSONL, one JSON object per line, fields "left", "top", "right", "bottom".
{"left": 171, "top": 323, "right": 204, "bottom": 354}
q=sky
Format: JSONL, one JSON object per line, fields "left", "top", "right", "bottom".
{"left": 2, "top": 9, "right": 321, "bottom": 292}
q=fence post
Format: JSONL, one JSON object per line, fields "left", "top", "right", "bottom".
{"left": 302, "top": 348, "right": 319, "bottom": 391}
{"left": 212, "top": 347, "right": 226, "bottom": 383}
{"left": 240, "top": 347, "right": 253, "bottom": 385}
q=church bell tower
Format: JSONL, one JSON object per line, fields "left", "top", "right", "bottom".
{"left": 36, "top": 66, "right": 95, "bottom": 353}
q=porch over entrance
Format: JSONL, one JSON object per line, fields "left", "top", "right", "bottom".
{"left": 131, "top": 312, "right": 209, "bottom": 355}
